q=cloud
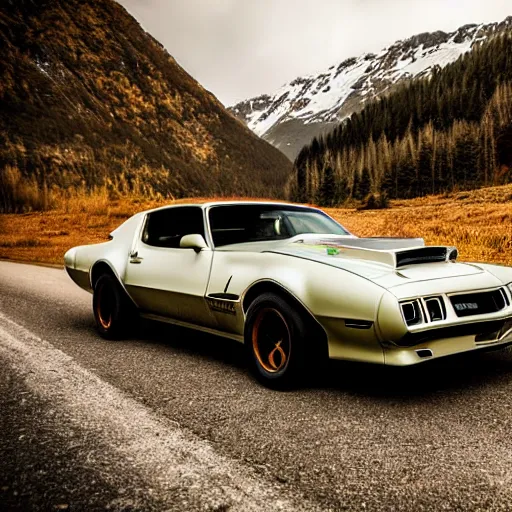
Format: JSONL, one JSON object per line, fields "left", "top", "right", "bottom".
{"left": 118, "top": 0, "right": 511, "bottom": 105}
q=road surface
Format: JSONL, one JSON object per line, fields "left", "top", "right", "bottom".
{"left": 1, "top": 260, "right": 512, "bottom": 511}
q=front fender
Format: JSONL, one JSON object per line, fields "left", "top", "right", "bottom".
{"left": 207, "top": 251, "right": 386, "bottom": 363}
{"left": 471, "top": 262, "right": 512, "bottom": 286}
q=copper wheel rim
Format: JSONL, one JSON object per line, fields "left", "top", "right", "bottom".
{"left": 96, "top": 282, "right": 114, "bottom": 330}
{"left": 252, "top": 308, "right": 291, "bottom": 373}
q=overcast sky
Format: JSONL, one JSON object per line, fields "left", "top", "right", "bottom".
{"left": 118, "top": 0, "right": 511, "bottom": 106}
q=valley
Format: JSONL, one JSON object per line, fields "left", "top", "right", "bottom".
{"left": 1, "top": 184, "right": 511, "bottom": 266}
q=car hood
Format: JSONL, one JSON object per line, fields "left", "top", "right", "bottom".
{"left": 267, "top": 235, "right": 492, "bottom": 291}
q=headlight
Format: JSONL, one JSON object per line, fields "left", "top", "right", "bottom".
{"left": 424, "top": 296, "right": 446, "bottom": 321}
{"left": 400, "top": 300, "right": 424, "bottom": 326}
{"left": 400, "top": 296, "right": 447, "bottom": 326}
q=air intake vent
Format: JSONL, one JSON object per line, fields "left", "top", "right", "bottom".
{"left": 396, "top": 247, "right": 448, "bottom": 267}
{"left": 450, "top": 289, "right": 507, "bottom": 317}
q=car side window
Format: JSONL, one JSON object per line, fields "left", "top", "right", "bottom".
{"left": 141, "top": 207, "right": 205, "bottom": 248}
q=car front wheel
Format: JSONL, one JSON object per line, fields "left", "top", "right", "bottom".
{"left": 244, "top": 292, "right": 309, "bottom": 389}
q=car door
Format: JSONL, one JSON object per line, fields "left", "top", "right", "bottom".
{"left": 123, "top": 206, "right": 216, "bottom": 327}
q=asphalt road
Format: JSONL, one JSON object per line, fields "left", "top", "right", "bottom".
{"left": 2, "top": 261, "right": 512, "bottom": 511}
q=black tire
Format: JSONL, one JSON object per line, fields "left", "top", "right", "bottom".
{"left": 244, "top": 292, "right": 310, "bottom": 389}
{"left": 92, "top": 274, "right": 136, "bottom": 339}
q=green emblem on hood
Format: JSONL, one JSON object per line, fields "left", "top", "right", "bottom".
{"left": 326, "top": 247, "right": 340, "bottom": 256}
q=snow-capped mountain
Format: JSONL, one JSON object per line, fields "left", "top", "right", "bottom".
{"left": 229, "top": 17, "right": 512, "bottom": 160}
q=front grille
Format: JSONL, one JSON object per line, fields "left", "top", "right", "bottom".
{"left": 450, "top": 289, "right": 508, "bottom": 317}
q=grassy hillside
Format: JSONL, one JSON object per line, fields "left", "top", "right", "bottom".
{"left": 1, "top": 184, "right": 511, "bottom": 266}
{"left": 0, "top": 0, "right": 292, "bottom": 212}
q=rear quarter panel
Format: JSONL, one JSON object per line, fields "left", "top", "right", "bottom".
{"left": 65, "top": 213, "right": 145, "bottom": 292}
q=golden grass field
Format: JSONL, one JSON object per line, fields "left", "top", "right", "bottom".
{"left": 0, "top": 184, "right": 512, "bottom": 267}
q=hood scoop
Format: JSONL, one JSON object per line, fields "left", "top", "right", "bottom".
{"left": 396, "top": 246, "right": 457, "bottom": 267}
{"left": 291, "top": 237, "right": 457, "bottom": 269}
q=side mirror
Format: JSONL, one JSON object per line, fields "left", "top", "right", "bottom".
{"left": 180, "top": 234, "right": 208, "bottom": 252}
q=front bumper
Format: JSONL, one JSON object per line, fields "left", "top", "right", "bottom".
{"left": 384, "top": 318, "right": 512, "bottom": 365}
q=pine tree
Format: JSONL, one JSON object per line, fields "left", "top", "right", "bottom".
{"left": 356, "top": 168, "right": 372, "bottom": 200}
{"left": 291, "top": 33, "right": 512, "bottom": 203}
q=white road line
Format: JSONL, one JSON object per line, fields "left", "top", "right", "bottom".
{"left": 0, "top": 312, "right": 316, "bottom": 511}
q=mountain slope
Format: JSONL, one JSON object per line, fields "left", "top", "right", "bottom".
{"left": 0, "top": 0, "right": 292, "bottom": 210}
{"left": 290, "top": 32, "right": 512, "bottom": 205}
{"left": 230, "top": 17, "right": 512, "bottom": 160}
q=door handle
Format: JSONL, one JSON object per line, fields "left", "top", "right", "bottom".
{"left": 129, "top": 250, "right": 143, "bottom": 264}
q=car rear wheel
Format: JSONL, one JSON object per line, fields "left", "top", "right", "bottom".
{"left": 244, "top": 292, "right": 309, "bottom": 389}
{"left": 93, "top": 274, "right": 136, "bottom": 339}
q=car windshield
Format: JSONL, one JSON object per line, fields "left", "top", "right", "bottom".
{"left": 208, "top": 204, "right": 349, "bottom": 247}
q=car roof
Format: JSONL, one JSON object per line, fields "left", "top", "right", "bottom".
{"left": 144, "top": 201, "right": 321, "bottom": 214}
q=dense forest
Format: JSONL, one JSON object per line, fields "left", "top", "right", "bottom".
{"left": 290, "top": 33, "right": 512, "bottom": 205}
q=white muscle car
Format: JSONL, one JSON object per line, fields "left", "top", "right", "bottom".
{"left": 64, "top": 201, "right": 512, "bottom": 387}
